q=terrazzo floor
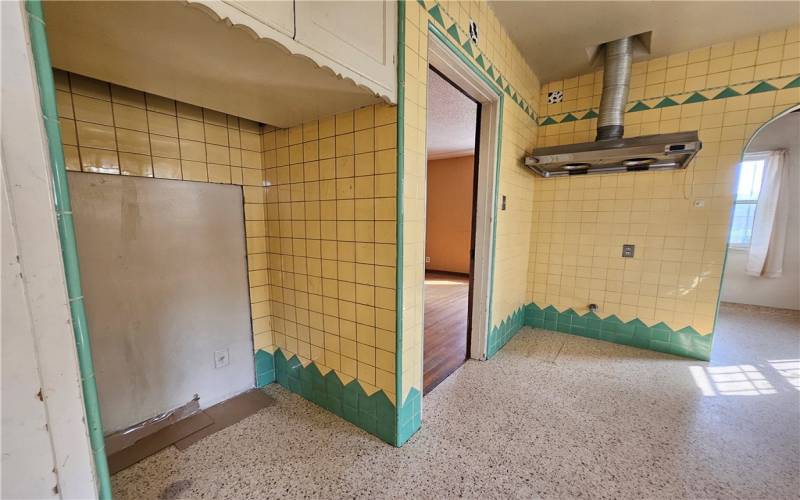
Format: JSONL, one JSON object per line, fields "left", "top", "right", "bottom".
{"left": 113, "top": 304, "right": 800, "bottom": 499}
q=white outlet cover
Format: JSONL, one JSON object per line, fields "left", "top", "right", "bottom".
{"left": 214, "top": 349, "right": 229, "bottom": 369}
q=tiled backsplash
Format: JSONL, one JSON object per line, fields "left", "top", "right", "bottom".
{"left": 526, "top": 27, "right": 800, "bottom": 346}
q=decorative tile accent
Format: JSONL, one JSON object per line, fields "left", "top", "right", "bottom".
{"left": 547, "top": 90, "right": 564, "bottom": 104}
{"left": 273, "top": 349, "right": 397, "bottom": 445}
{"left": 628, "top": 101, "right": 651, "bottom": 112}
{"left": 487, "top": 303, "right": 713, "bottom": 361}
{"left": 537, "top": 74, "right": 800, "bottom": 127}
{"left": 713, "top": 87, "right": 740, "bottom": 99}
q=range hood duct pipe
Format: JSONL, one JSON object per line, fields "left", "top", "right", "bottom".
{"left": 596, "top": 37, "right": 634, "bottom": 141}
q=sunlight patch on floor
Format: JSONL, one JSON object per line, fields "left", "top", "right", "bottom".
{"left": 425, "top": 279, "right": 466, "bottom": 286}
{"left": 690, "top": 364, "right": 777, "bottom": 396}
{"left": 769, "top": 359, "right": 800, "bottom": 390}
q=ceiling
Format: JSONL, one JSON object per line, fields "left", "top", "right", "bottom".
{"left": 43, "top": 1, "right": 379, "bottom": 128}
{"left": 490, "top": 1, "right": 800, "bottom": 83}
{"left": 426, "top": 69, "right": 478, "bottom": 160}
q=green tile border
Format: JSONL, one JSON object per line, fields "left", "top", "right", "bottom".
{"left": 538, "top": 73, "right": 800, "bottom": 127}
{"left": 418, "top": 0, "right": 538, "bottom": 124}
{"left": 487, "top": 303, "right": 713, "bottom": 361}
{"left": 257, "top": 348, "right": 397, "bottom": 444}
{"left": 395, "top": 0, "right": 406, "bottom": 447}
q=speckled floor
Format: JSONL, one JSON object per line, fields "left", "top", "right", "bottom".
{"left": 113, "top": 304, "right": 800, "bottom": 499}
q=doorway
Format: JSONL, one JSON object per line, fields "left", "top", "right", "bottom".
{"left": 422, "top": 66, "right": 480, "bottom": 393}
{"left": 420, "top": 29, "right": 502, "bottom": 394}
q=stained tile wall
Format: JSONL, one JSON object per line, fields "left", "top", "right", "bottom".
{"left": 529, "top": 27, "right": 800, "bottom": 338}
{"left": 260, "top": 105, "right": 399, "bottom": 405}
{"left": 53, "top": 69, "right": 272, "bottom": 361}
{"left": 398, "top": 0, "right": 541, "bottom": 441}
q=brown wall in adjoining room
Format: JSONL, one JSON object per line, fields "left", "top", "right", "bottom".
{"left": 425, "top": 155, "right": 474, "bottom": 275}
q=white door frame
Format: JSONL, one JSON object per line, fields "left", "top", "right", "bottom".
{"left": 426, "top": 29, "right": 502, "bottom": 360}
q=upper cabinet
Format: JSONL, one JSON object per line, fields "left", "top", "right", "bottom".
{"left": 223, "top": 0, "right": 295, "bottom": 38}
{"left": 200, "top": 0, "right": 397, "bottom": 102}
{"left": 44, "top": 1, "right": 391, "bottom": 128}
{"left": 294, "top": 1, "right": 396, "bottom": 101}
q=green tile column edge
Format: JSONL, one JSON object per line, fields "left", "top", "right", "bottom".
{"left": 487, "top": 303, "right": 713, "bottom": 361}
{"left": 25, "top": 1, "right": 112, "bottom": 497}
{"left": 271, "top": 348, "right": 397, "bottom": 444}
{"left": 394, "top": 0, "right": 408, "bottom": 447}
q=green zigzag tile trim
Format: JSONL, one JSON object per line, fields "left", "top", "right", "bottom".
{"left": 537, "top": 75, "right": 795, "bottom": 127}
{"left": 417, "top": 0, "right": 426, "bottom": 7}
{"left": 255, "top": 349, "right": 276, "bottom": 387}
{"left": 560, "top": 113, "right": 578, "bottom": 122}
{"left": 487, "top": 305, "right": 526, "bottom": 358}
{"left": 714, "top": 87, "right": 740, "bottom": 99}
{"left": 486, "top": 65, "right": 495, "bottom": 78}
{"left": 654, "top": 96, "right": 679, "bottom": 108}
{"left": 396, "top": 387, "right": 421, "bottom": 445}
{"left": 475, "top": 54, "right": 486, "bottom": 69}
{"left": 523, "top": 302, "right": 712, "bottom": 360}
{"left": 446, "top": 23, "right": 461, "bottom": 43}
{"left": 428, "top": 4, "right": 445, "bottom": 27}
{"left": 683, "top": 92, "right": 709, "bottom": 104}
{"left": 461, "top": 40, "right": 474, "bottom": 57}
{"left": 273, "top": 349, "right": 397, "bottom": 444}
{"left": 747, "top": 81, "right": 778, "bottom": 94}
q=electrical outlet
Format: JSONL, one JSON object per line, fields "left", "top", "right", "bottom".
{"left": 425, "top": 256, "right": 430, "bottom": 263}
{"left": 214, "top": 349, "right": 229, "bottom": 369}
{"left": 622, "top": 244, "right": 635, "bottom": 258}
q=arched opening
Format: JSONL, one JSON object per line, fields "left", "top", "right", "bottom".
{"left": 714, "top": 104, "right": 799, "bottom": 366}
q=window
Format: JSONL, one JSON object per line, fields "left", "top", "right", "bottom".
{"left": 729, "top": 153, "right": 766, "bottom": 247}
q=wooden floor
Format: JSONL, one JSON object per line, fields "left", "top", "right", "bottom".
{"left": 423, "top": 271, "right": 469, "bottom": 394}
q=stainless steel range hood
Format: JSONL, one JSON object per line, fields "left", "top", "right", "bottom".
{"left": 526, "top": 36, "right": 702, "bottom": 177}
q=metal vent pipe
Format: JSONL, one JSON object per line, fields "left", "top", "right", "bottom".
{"left": 596, "top": 36, "right": 634, "bottom": 141}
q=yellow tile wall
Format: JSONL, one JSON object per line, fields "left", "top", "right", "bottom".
{"left": 530, "top": 26, "right": 800, "bottom": 335}
{"left": 260, "top": 105, "right": 399, "bottom": 403}
{"left": 401, "top": 0, "right": 541, "bottom": 402}
{"left": 53, "top": 70, "right": 272, "bottom": 361}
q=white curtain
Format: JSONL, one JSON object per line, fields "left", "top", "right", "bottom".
{"left": 746, "top": 149, "right": 789, "bottom": 277}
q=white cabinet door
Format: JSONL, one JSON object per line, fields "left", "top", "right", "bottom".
{"left": 223, "top": 0, "right": 294, "bottom": 38}
{"left": 295, "top": 0, "right": 396, "bottom": 97}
